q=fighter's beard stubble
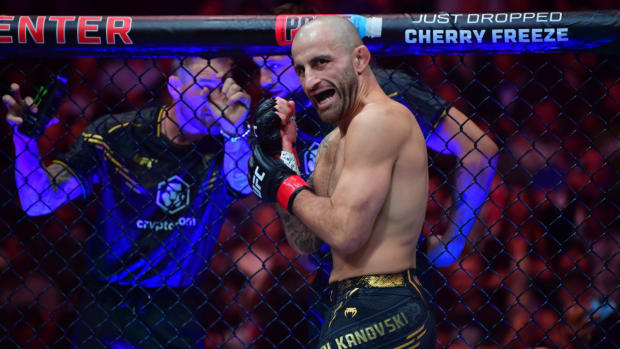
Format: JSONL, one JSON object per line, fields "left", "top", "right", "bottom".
{"left": 338, "top": 63, "right": 359, "bottom": 123}
{"left": 318, "top": 63, "right": 359, "bottom": 124}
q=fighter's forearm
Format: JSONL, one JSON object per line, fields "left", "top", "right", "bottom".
{"left": 277, "top": 204, "right": 324, "bottom": 254}
{"left": 13, "top": 132, "right": 82, "bottom": 216}
{"left": 223, "top": 136, "right": 252, "bottom": 194}
{"left": 290, "top": 189, "right": 373, "bottom": 256}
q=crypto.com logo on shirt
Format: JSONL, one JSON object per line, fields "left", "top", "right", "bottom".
{"left": 156, "top": 175, "right": 190, "bottom": 214}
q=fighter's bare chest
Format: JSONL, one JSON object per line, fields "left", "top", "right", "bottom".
{"left": 312, "top": 137, "right": 345, "bottom": 197}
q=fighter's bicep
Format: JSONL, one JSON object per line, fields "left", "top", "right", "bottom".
{"left": 331, "top": 112, "right": 402, "bottom": 220}
{"left": 332, "top": 156, "right": 392, "bottom": 216}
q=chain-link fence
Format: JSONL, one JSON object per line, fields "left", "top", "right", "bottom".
{"left": 1, "top": 14, "right": 619, "bottom": 349}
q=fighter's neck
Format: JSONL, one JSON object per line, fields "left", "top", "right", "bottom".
{"left": 337, "top": 73, "right": 383, "bottom": 134}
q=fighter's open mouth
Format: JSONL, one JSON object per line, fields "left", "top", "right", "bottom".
{"left": 315, "top": 89, "right": 335, "bottom": 104}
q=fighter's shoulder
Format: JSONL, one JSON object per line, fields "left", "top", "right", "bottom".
{"left": 343, "top": 106, "right": 407, "bottom": 163}
{"left": 358, "top": 99, "right": 413, "bottom": 132}
{"left": 349, "top": 102, "right": 411, "bottom": 147}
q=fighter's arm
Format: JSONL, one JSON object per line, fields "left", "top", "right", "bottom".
{"left": 277, "top": 175, "right": 325, "bottom": 254}
{"left": 425, "top": 107, "right": 498, "bottom": 267}
{"left": 3, "top": 83, "right": 85, "bottom": 216}
{"left": 275, "top": 133, "right": 335, "bottom": 255}
{"left": 291, "top": 109, "right": 399, "bottom": 255}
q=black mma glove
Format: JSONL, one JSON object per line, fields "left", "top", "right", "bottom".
{"left": 254, "top": 97, "right": 302, "bottom": 175}
{"left": 248, "top": 143, "right": 310, "bottom": 213}
{"left": 254, "top": 97, "right": 283, "bottom": 157}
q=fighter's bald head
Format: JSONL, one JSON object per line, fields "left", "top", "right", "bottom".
{"left": 291, "top": 16, "right": 375, "bottom": 124}
{"left": 292, "top": 16, "right": 363, "bottom": 55}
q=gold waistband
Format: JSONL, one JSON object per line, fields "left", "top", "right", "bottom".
{"left": 330, "top": 270, "right": 413, "bottom": 299}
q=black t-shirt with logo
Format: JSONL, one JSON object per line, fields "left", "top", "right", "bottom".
{"left": 56, "top": 107, "right": 236, "bottom": 287}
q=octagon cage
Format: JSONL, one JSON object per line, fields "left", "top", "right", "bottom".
{"left": 0, "top": 12, "right": 618, "bottom": 349}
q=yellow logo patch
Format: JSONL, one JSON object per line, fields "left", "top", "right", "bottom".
{"left": 133, "top": 154, "right": 158, "bottom": 169}
{"left": 344, "top": 307, "right": 358, "bottom": 318}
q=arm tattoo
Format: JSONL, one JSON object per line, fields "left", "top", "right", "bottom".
{"left": 319, "top": 134, "right": 332, "bottom": 153}
{"left": 279, "top": 171, "right": 324, "bottom": 253}
{"left": 307, "top": 173, "right": 314, "bottom": 187}
{"left": 280, "top": 210, "right": 324, "bottom": 253}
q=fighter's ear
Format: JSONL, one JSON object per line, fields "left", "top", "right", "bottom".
{"left": 353, "top": 45, "right": 371, "bottom": 74}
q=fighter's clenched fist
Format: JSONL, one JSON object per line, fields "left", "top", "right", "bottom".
{"left": 249, "top": 97, "right": 309, "bottom": 212}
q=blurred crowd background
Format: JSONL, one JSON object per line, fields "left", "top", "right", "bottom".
{"left": 0, "top": 0, "right": 618, "bottom": 348}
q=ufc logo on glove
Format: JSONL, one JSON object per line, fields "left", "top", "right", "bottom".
{"left": 252, "top": 167, "right": 265, "bottom": 198}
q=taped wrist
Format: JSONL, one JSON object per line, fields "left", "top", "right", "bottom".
{"left": 278, "top": 148, "right": 301, "bottom": 175}
{"left": 276, "top": 175, "right": 310, "bottom": 212}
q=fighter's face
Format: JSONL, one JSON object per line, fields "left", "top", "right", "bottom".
{"left": 253, "top": 55, "right": 300, "bottom": 98}
{"left": 172, "top": 57, "right": 233, "bottom": 134}
{"left": 292, "top": 36, "right": 358, "bottom": 124}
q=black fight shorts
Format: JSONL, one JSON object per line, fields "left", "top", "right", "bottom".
{"left": 317, "top": 269, "right": 435, "bottom": 349}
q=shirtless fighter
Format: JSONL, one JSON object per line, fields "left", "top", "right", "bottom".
{"left": 248, "top": 16, "right": 434, "bottom": 349}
